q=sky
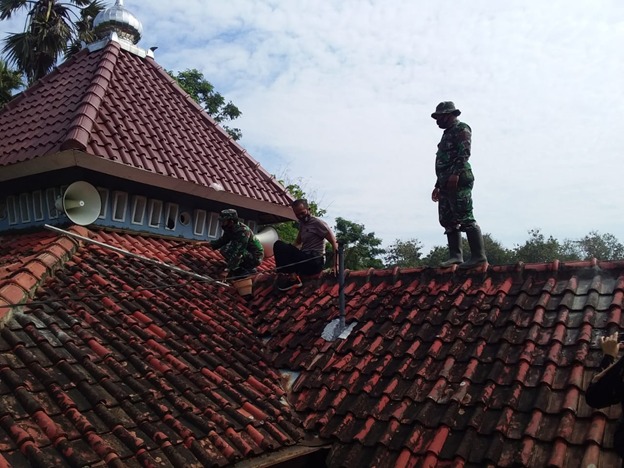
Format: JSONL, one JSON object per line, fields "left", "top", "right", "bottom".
{"left": 1, "top": 1, "right": 623, "bottom": 253}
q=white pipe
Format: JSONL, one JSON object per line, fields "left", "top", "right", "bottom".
{"left": 44, "top": 224, "right": 229, "bottom": 286}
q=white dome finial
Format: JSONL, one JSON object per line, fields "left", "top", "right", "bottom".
{"left": 93, "top": 0, "right": 143, "bottom": 45}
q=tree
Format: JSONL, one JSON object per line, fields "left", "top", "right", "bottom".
{"left": 510, "top": 228, "right": 580, "bottom": 263}
{"left": 1, "top": 0, "right": 104, "bottom": 85}
{"left": 384, "top": 239, "right": 424, "bottom": 268}
{"left": 0, "top": 57, "right": 22, "bottom": 107}
{"left": 421, "top": 245, "right": 449, "bottom": 268}
{"left": 478, "top": 233, "right": 514, "bottom": 265}
{"left": 334, "top": 217, "right": 385, "bottom": 270}
{"left": 420, "top": 232, "right": 513, "bottom": 267}
{"left": 575, "top": 231, "right": 624, "bottom": 260}
{"left": 167, "top": 68, "right": 242, "bottom": 141}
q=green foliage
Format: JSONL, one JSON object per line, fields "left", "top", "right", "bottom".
{"left": 167, "top": 68, "right": 242, "bottom": 141}
{"left": 384, "top": 238, "right": 424, "bottom": 268}
{"left": 0, "top": 57, "right": 22, "bottom": 106}
{"left": 510, "top": 228, "right": 580, "bottom": 263}
{"left": 421, "top": 245, "right": 449, "bottom": 267}
{"left": 1, "top": 0, "right": 104, "bottom": 84}
{"left": 478, "top": 233, "right": 514, "bottom": 265}
{"left": 575, "top": 231, "right": 624, "bottom": 260}
{"left": 398, "top": 229, "right": 624, "bottom": 268}
{"left": 335, "top": 217, "right": 385, "bottom": 270}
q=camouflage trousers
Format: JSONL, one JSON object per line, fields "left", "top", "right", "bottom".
{"left": 438, "top": 169, "right": 476, "bottom": 233}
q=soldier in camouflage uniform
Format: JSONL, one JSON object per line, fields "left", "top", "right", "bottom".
{"left": 210, "top": 209, "right": 263, "bottom": 279}
{"left": 431, "top": 101, "right": 487, "bottom": 268}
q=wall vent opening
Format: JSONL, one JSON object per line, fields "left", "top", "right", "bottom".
{"left": 131, "top": 196, "right": 147, "bottom": 225}
{"left": 112, "top": 191, "right": 129, "bottom": 222}
{"left": 165, "top": 203, "right": 179, "bottom": 230}
{"left": 194, "top": 210, "right": 207, "bottom": 236}
{"left": 7, "top": 196, "right": 18, "bottom": 225}
{"left": 45, "top": 188, "right": 58, "bottom": 219}
{"left": 207, "top": 212, "right": 219, "bottom": 238}
{"left": 148, "top": 200, "right": 163, "bottom": 227}
{"left": 19, "top": 193, "right": 31, "bottom": 223}
{"left": 97, "top": 188, "right": 109, "bottom": 219}
{"left": 32, "top": 191, "right": 44, "bottom": 221}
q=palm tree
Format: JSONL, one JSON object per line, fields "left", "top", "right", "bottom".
{"left": 0, "top": 57, "right": 22, "bottom": 107}
{"left": 0, "top": 0, "right": 103, "bottom": 85}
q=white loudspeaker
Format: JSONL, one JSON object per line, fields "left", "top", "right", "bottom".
{"left": 55, "top": 181, "right": 102, "bottom": 226}
{"left": 256, "top": 226, "right": 279, "bottom": 258}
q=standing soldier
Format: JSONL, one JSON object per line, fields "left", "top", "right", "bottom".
{"left": 430, "top": 101, "right": 487, "bottom": 268}
{"left": 210, "top": 209, "right": 263, "bottom": 279}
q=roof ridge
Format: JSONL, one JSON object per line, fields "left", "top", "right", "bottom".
{"left": 0, "top": 226, "right": 89, "bottom": 326}
{"left": 148, "top": 60, "right": 292, "bottom": 199}
{"left": 61, "top": 43, "right": 122, "bottom": 151}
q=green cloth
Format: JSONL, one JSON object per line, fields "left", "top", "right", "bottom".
{"left": 435, "top": 120, "right": 476, "bottom": 231}
{"left": 210, "top": 221, "right": 263, "bottom": 270}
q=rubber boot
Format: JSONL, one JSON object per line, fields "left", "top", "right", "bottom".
{"left": 440, "top": 230, "right": 463, "bottom": 267}
{"left": 459, "top": 224, "right": 487, "bottom": 269}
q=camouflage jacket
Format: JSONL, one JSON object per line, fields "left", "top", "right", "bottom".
{"left": 435, "top": 120, "right": 472, "bottom": 188}
{"left": 210, "top": 222, "right": 263, "bottom": 270}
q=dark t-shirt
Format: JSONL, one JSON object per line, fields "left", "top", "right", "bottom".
{"left": 299, "top": 216, "right": 331, "bottom": 253}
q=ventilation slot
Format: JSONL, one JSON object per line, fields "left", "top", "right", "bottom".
{"left": 112, "top": 191, "right": 129, "bottom": 222}
{"left": 32, "top": 191, "right": 44, "bottom": 221}
{"left": 132, "top": 196, "right": 147, "bottom": 225}
{"left": 165, "top": 203, "right": 179, "bottom": 230}
{"left": 45, "top": 188, "right": 58, "bottom": 219}
{"left": 194, "top": 210, "right": 207, "bottom": 236}
{"left": 207, "top": 212, "right": 220, "bottom": 238}
{"left": 7, "top": 196, "right": 18, "bottom": 225}
{"left": 19, "top": 193, "right": 31, "bottom": 223}
{"left": 148, "top": 200, "right": 163, "bottom": 227}
{"left": 97, "top": 188, "right": 109, "bottom": 219}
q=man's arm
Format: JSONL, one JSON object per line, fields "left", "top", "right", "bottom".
{"left": 325, "top": 228, "right": 339, "bottom": 274}
{"left": 585, "top": 333, "right": 624, "bottom": 408}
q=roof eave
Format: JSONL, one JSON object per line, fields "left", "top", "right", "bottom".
{"left": 0, "top": 150, "right": 296, "bottom": 223}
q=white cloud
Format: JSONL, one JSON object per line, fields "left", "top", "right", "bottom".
{"left": 2, "top": 0, "right": 623, "bottom": 254}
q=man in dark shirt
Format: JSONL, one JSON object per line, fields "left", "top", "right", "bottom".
{"left": 585, "top": 332, "right": 624, "bottom": 464}
{"left": 273, "top": 199, "right": 338, "bottom": 291}
{"left": 431, "top": 101, "right": 487, "bottom": 269}
{"left": 209, "top": 209, "right": 263, "bottom": 280}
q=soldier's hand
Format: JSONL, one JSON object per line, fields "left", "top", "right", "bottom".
{"left": 600, "top": 333, "right": 622, "bottom": 358}
{"left": 431, "top": 187, "right": 440, "bottom": 202}
{"left": 446, "top": 175, "right": 459, "bottom": 192}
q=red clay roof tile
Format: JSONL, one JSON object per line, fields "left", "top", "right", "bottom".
{"left": 0, "top": 227, "right": 303, "bottom": 466}
{"left": 0, "top": 42, "right": 292, "bottom": 212}
{"left": 251, "top": 262, "right": 624, "bottom": 467}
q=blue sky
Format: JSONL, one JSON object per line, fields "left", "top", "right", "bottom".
{"left": 2, "top": 0, "right": 623, "bottom": 253}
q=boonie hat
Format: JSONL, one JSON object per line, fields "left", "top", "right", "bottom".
{"left": 219, "top": 209, "right": 238, "bottom": 221}
{"left": 431, "top": 101, "right": 461, "bottom": 119}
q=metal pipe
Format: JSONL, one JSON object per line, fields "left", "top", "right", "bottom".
{"left": 44, "top": 224, "right": 228, "bottom": 286}
{"left": 337, "top": 241, "right": 346, "bottom": 333}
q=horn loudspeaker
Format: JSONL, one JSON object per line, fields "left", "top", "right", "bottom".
{"left": 256, "top": 227, "right": 278, "bottom": 258}
{"left": 55, "top": 181, "right": 102, "bottom": 226}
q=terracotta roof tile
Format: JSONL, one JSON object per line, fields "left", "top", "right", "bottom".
{"left": 0, "top": 228, "right": 303, "bottom": 466}
{"left": 0, "top": 42, "right": 292, "bottom": 211}
{"left": 251, "top": 263, "right": 624, "bottom": 467}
